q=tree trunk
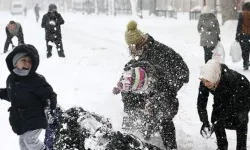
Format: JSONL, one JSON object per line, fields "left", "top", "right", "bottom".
{"left": 94, "top": 0, "right": 98, "bottom": 14}
{"left": 130, "top": 0, "right": 138, "bottom": 17}
{"left": 220, "top": 0, "right": 238, "bottom": 25}
{"left": 149, "top": 0, "right": 156, "bottom": 15}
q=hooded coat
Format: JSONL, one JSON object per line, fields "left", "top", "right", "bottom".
{"left": 0, "top": 44, "right": 57, "bottom": 135}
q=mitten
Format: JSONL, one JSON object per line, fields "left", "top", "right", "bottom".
{"left": 218, "top": 35, "right": 221, "bottom": 41}
{"left": 200, "top": 121, "right": 213, "bottom": 139}
{"left": 112, "top": 82, "right": 123, "bottom": 95}
{"left": 44, "top": 99, "right": 54, "bottom": 124}
{"left": 0, "top": 89, "right": 4, "bottom": 99}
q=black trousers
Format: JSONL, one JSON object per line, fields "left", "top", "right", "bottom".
{"left": 46, "top": 39, "right": 64, "bottom": 55}
{"left": 4, "top": 37, "right": 24, "bottom": 53}
{"left": 159, "top": 119, "right": 177, "bottom": 149}
{"left": 203, "top": 46, "right": 215, "bottom": 63}
{"left": 239, "top": 38, "right": 250, "bottom": 68}
{"left": 213, "top": 120, "right": 248, "bottom": 150}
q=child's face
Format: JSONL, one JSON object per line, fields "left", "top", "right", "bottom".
{"left": 16, "top": 56, "right": 32, "bottom": 70}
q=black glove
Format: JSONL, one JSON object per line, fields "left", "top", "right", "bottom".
{"left": 200, "top": 121, "right": 213, "bottom": 139}
{"left": 0, "top": 88, "right": 6, "bottom": 99}
{"left": 0, "top": 89, "right": 3, "bottom": 99}
{"left": 44, "top": 108, "right": 54, "bottom": 124}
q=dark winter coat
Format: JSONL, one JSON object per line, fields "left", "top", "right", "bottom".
{"left": 197, "top": 64, "right": 250, "bottom": 129}
{"left": 236, "top": 11, "right": 250, "bottom": 41}
{"left": 136, "top": 34, "right": 189, "bottom": 92}
{"left": 41, "top": 11, "right": 64, "bottom": 41}
{"left": 122, "top": 34, "right": 189, "bottom": 120}
{"left": 4, "top": 23, "right": 24, "bottom": 51}
{"left": 0, "top": 44, "right": 57, "bottom": 135}
{"left": 198, "top": 13, "right": 220, "bottom": 48}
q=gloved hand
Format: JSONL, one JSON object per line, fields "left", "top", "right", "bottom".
{"left": 44, "top": 99, "right": 54, "bottom": 124}
{"left": 112, "top": 82, "right": 123, "bottom": 95}
{"left": 235, "top": 33, "right": 240, "bottom": 42}
{"left": 218, "top": 35, "right": 221, "bottom": 41}
{"left": 44, "top": 108, "right": 54, "bottom": 124}
{"left": 200, "top": 121, "right": 213, "bottom": 139}
{"left": 49, "top": 20, "right": 56, "bottom": 26}
{"left": 113, "top": 87, "right": 121, "bottom": 95}
{"left": 0, "top": 88, "right": 7, "bottom": 99}
{"left": 0, "top": 89, "right": 3, "bottom": 99}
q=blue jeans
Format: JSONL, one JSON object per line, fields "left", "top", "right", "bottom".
{"left": 44, "top": 124, "right": 55, "bottom": 150}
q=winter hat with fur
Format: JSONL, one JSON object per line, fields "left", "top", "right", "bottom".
{"left": 200, "top": 59, "right": 221, "bottom": 83}
{"left": 12, "top": 52, "right": 27, "bottom": 67}
{"left": 125, "top": 20, "right": 144, "bottom": 45}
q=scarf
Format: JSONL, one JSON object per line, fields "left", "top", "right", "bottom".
{"left": 13, "top": 68, "right": 30, "bottom": 76}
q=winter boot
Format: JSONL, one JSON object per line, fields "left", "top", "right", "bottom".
{"left": 243, "top": 65, "right": 248, "bottom": 70}
{"left": 47, "top": 45, "right": 53, "bottom": 58}
{"left": 58, "top": 51, "right": 65, "bottom": 58}
{"left": 47, "top": 52, "right": 52, "bottom": 58}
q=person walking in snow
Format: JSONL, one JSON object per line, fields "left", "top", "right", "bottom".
{"left": 198, "top": 6, "right": 220, "bottom": 63}
{"left": 0, "top": 44, "right": 57, "bottom": 150}
{"left": 41, "top": 3, "right": 65, "bottom": 58}
{"left": 113, "top": 20, "right": 189, "bottom": 150}
{"left": 34, "top": 3, "right": 40, "bottom": 23}
{"left": 197, "top": 59, "right": 250, "bottom": 150}
{"left": 4, "top": 21, "right": 24, "bottom": 53}
{"left": 236, "top": 2, "right": 250, "bottom": 70}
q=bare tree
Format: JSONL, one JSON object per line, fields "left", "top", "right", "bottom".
{"left": 220, "top": 0, "right": 238, "bottom": 24}
{"left": 94, "top": 0, "right": 98, "bottom": 14}
{"left": 149, "top": 0, "right": 156, "bottom": 15}
{"left": 130, "top": 0, "right": 137, "bottom": 16}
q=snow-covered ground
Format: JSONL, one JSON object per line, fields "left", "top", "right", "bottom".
{"left": 0, "top": 11, "right": 249, "bottom": 150}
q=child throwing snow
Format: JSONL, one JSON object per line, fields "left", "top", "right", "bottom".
{"left": 0, "top": 44, "right": 57, "bottom": 150}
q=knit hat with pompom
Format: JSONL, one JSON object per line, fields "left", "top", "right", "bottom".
{"left": 125, "top": 20, "right": 144, "bottom": 45}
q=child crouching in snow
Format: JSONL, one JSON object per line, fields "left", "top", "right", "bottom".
{"left": 0, "top": 44, "right": 57, "bottom": 150}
